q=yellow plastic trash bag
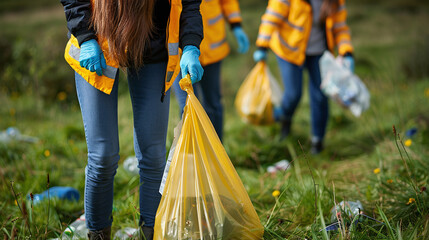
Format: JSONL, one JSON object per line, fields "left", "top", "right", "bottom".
{"left": 235, "top": 61, "right": 282, "bottom": 125}
{"left": 154, "top": 76, "right": 264, "bottom": 240}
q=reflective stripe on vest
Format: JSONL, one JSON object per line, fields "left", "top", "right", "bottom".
{"left": 277, "top": 32, "right": 299, "bottom": 51}
{"left": 257, "top": 34, "right": 271, "bottom": 42}
{"left": 209, "top": 13, "right": 223, "bottom": 25}
{"left": 279, "top": 0, "right": 290, "bottom": 6}
{"left": 266, "top": 9, "right": 303, "bottom": 31}
{"left": 68, "top": 44, "right": 118, "bottom": 80}
{"left": 168, "top": 42, "right": 179, "bottom": 56}
{"left": 333, "top": 21, "right": 346, "bottom": 29}
{"left": 227, "top": 12, "right": 240, "bottom": 20}
{"left": 261, "top": 19, "right": 278, "bottom": 26}
{"left": 210, "top": 38, "right": 227, "bottom": 49}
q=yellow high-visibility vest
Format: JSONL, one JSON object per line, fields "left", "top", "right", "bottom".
{"left": 199, "top": 0, "right": 242, "bottom": 66}
{"left": 64, "top": 0, "right": 182, "bottom": 96}
{"left": 256, "top": 0, "right": 353, "bottom": 65}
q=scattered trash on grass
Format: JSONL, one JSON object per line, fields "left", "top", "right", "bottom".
{"left": 123, "top": 156, "right": 139, "bottom": 175}
{"left": 267, "top": 159, "right": 290, "bottom": 175}
{"left": 114, "top": 227, "right": 139, "bottom": 239}
{"left": 61, "top": 214, "right": 87, "bottom": 240}
{"left": 405, "top": 127, "right": 418, "bottom": 137}
{"left": 0, "top": 127, "right": 38, "bottom": 143}
{"left": 321, "top": 200, "right": 384, "bottom": 232}
{"left": 28, "top": 186, "right": 80, "bottom": 205}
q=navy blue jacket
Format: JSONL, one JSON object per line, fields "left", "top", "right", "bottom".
{"left": 60, "top": 0, "right": 203, "bottom": 63}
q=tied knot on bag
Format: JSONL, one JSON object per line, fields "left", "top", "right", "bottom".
{"left": 179, "top": 74, "right": 194, "bottom": 94}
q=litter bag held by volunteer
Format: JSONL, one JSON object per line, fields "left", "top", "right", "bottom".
{"left": 235, "top": 61, "right": 282, "bottom": 125}
{"left": 154, "top": 76, "right": 264, "bottom": 240}
{"left": 319, "top": 51, "right": 370, "bottom": 117}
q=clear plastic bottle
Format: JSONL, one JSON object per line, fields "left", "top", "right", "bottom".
{"left": 61, "top": 214, "right": 88, "bottom": 239}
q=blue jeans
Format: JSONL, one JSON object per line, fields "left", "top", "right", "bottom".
{"left": 172, "top": 61, "right": 223, "bottom": 140}
{"left": 75, "top": 62, "right": 170, "bottom": 231}
{"left": 276, "top": 55, "right": 328, "bottom": 140}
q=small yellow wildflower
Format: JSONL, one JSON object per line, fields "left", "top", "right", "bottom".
{"left": 425, "top": 88, "right": 429, "bottom": 98}
{"left": 373, "top": 168, "right": 380, "bottom": 174}
{"left": 407, "top": 198, "right": 416, "bottom": 205}
{"left": 387, "top": 179, "right": 393, "bottom": 184}
{"left": 272, "top": 190, "right": 280, "bottom": 198}
{"left": 404, "top": 139, "right": 412, "bottom": 147}
{"left": 57, "top": 92, "right": 67, "bottom": 101}
{"left": 10, "top": 108, "right": 16, "bottom": 116}
{"left": 44, "top": 150, "right": 51, "bottom": 157}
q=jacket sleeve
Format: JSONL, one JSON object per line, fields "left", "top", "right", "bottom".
{"left": 180, "top": 0, "right": 204, "bottom": 49}
{"left": 60, "top": 0, "right": 96, "bottom": 46}
{"left": 256, "top": 0, "right": 290, "bottom": 48}
{"left": 219, "top": 0, "right": 242, "bottom": 28}
{"left": 332, "top": 0, "right": 353, "bottom": 55}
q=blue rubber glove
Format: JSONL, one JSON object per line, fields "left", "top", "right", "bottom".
{"left": 343, "top": 55, "right": 355, "bottom": 73}
{"left": 79, "top": 39, "right": 107, "bottom": 76}
{"left": 253, "top": 48, "right": 267, "bottom": 62}
{"left": 180, "top": 45, "right": 204, "bottom": 84}
{"left": 232, "top": 26, "right": 249, "bottom": 54}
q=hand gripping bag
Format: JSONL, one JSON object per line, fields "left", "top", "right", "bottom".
{"left": 234, "top": 61, "right": 282, "bottom": 125}
{"left": 154, "top": 76, "right": 264, "bottom": 240}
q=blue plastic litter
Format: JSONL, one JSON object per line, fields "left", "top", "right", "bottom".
{"left": 28, "top": 186, "right": 80, "bottom": 204}
{"left": 406, "top": 127, "right": 418, "bottom": 137}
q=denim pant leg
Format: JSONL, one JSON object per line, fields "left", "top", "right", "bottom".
{"left": 127, "top": 62, "right": 170, "bottom": 227}
{"left": 172, "top": 62, "right": 223, "bottom": 140}
{"left": 75, "top": 72, "right": 120, "bottom": 231}
{"left": 276, "top": 55, "right": 304, "bottom": 120}
{"left": 305, "top": 55, "right": 329, "bottom": 140}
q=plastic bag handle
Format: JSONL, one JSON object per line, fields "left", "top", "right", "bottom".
{"left": 179, "top": 74, "right": 194, "bottom": 94}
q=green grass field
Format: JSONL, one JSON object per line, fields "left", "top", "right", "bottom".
{"left": 1, "top": 0, "right": 429, "bottom": 239}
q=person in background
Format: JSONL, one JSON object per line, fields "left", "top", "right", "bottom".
{"left": 59, "top": 0, "right": 203, "bottom": 239}
{"left": 253, "top": 0, "right": 354, "bottom": 154}
{"left": 173, "top": 0, "right": 250, "bottom": 141}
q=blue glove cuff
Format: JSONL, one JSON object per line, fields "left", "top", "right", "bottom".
{"left": 183, "top": 45, "right": 200, "bottom": 56}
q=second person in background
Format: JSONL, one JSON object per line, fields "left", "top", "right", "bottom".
{"left": 173, "top": 0, "right": 250, "bottom": 141}
{"left": 254, "top": 0, "right": 355, "bottom": 154}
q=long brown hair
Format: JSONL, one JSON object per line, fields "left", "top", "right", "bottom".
{"left": 91, "top": 0, "right": 156, "bottom": 67}
{"left": 320, "top": 0, "right": 340, "bottom": 22}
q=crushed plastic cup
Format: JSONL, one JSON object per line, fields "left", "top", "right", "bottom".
{"left": 123, "top": 156, "right": 139, "bottom": 175}
{"left": 323, "top": 200, "right": 384, "bottom": 232}
{"left": 330, "top": 200, "right": 363, "bottom": 223}
{"left": 28, "top": 186, "right": 80, "bottom": 205}
{"left": 0, "top": 127, "right": 38, "bottom": 143}
{"left": 267, "top": 159, "right": 290, "bottom": 175}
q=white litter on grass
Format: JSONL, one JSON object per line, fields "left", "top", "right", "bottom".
{"left": 123, "top": 156, "right": 139, "bottom": 175}
{"left": 267, "top": 159, "right": 290, "bottom": 174}
{"left": 114, "top": 227, "right": 139, "bottom": 239}
{"left": 0, "top": 127, "right": 38, "bottom": 143}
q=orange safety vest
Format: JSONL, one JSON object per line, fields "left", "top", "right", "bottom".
{"left": 256, "top": 0, "right": 353, "bottom": 66}
{"left": 199, "top": 0, "right": 242, "bottom": 66}
{"left": 64, "top": 0, "right": 182, "bottom": 96}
